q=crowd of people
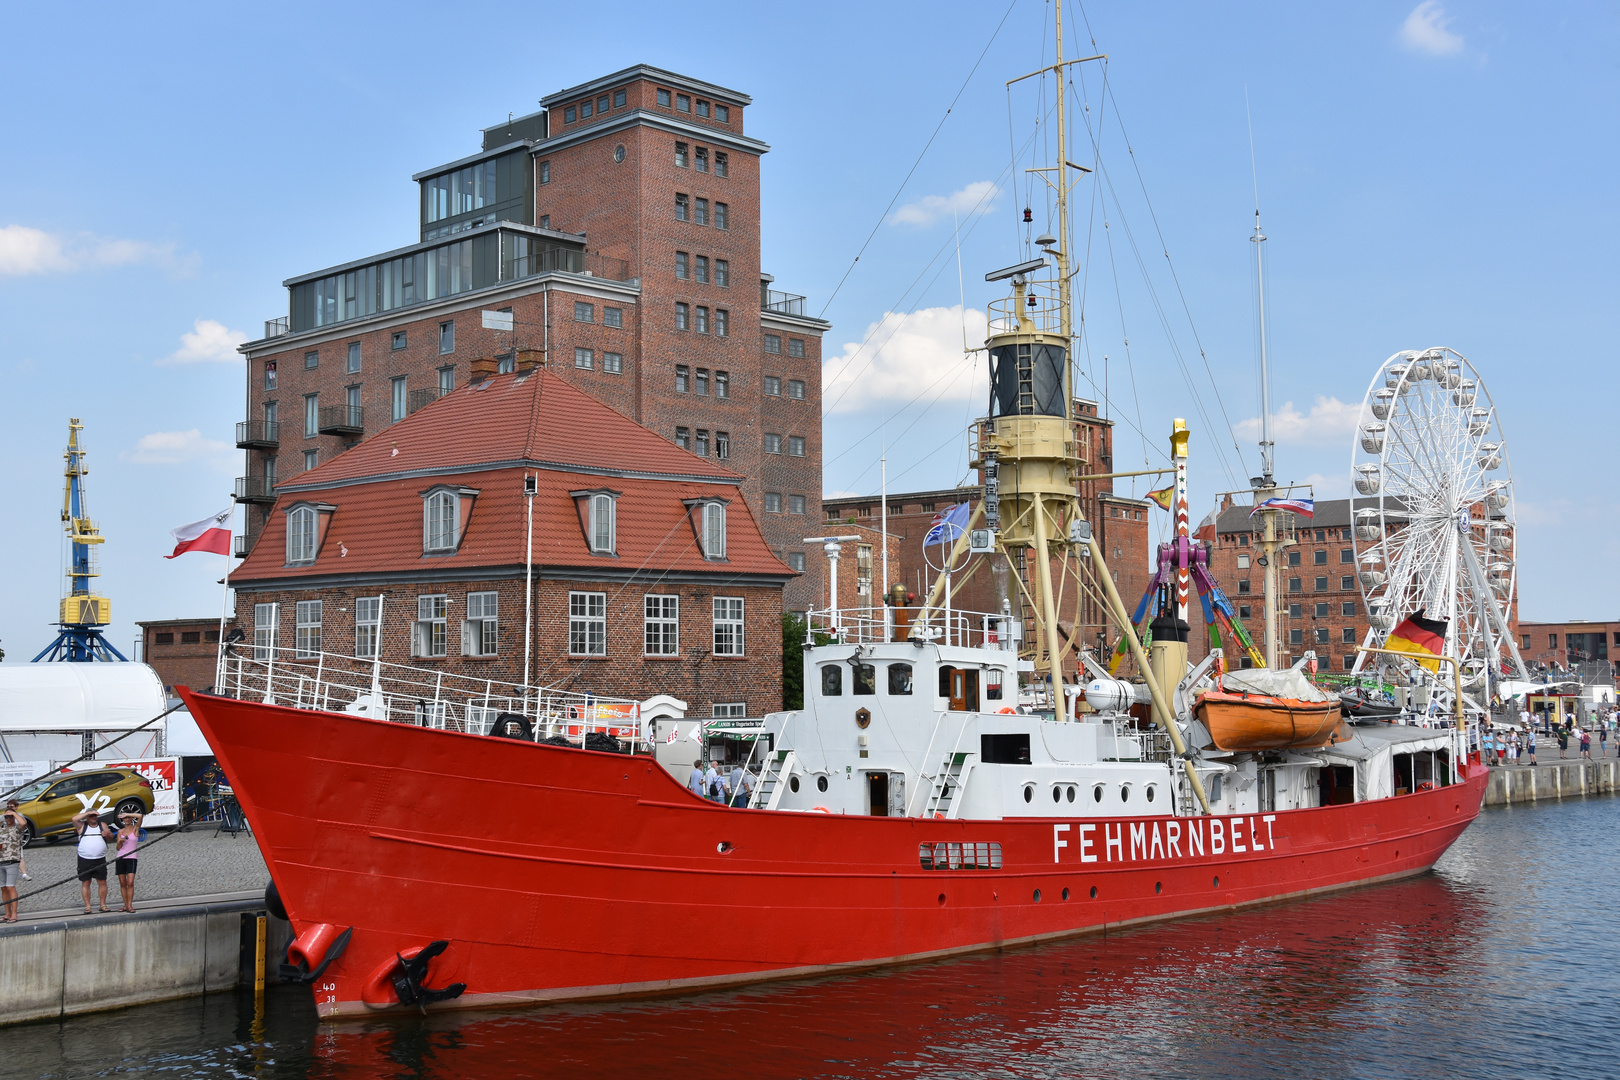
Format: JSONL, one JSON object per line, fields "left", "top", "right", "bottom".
{"left": 686, "top": 759, "right": 758, "bottom": 807}
{"left": 1482, "top": 709, "right": 1615, "bottom": 765}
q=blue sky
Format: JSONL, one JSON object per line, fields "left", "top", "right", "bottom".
{"left": 1, "top": 0, "right": 1615, "bottom": 663}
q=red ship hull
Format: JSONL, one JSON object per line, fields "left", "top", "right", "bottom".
{"left": 179, "top": 688, "right": 1486, "bottom": 1018}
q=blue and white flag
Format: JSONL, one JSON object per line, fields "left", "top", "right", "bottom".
{"left": 1249, "top": 496, "right": 1314, "bottom": 518}
{"left": 923, "top": 502, "right": 971, "bottom": 546}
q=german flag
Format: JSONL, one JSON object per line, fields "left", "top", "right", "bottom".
{"left": 1386, "top": 614, "right": 1448, "bottom": 672}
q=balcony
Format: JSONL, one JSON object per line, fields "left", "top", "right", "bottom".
{"left": 763, "top": 289, "right": 807, "bottom": 317}
{"left": 317, "top": 405, "right": 364, "bottom": 436}
{"left": 407, "top": 387, "right": 442, "bottom": 414}
{"left": 264, "top": 316, "right": 290, "bottom": 339}
{"left": 235, "top": 420, "right": 280, "bottom": 449}
{"left": 234, "top": 477, "right": 276, "bottom": 504}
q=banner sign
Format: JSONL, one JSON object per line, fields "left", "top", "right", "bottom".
{"left": 67, "top": 757, "right": 181, "bottom": 827}
{"left": 0, "top": 760, "right": 52, "bottom": 796}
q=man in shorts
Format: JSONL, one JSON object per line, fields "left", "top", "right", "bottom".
{"left": 0, "top": 800, "right": 25, "bottom": 922}
{"left": 73, "top": 809, "right": 114, "bottom": 914}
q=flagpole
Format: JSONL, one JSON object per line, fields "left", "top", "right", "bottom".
{"left": 213, "top": 515, "right": 234, "bottom": 692}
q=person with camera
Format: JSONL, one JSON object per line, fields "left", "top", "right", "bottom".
{"left": 73, "top": 808, "right": 115, "bottom": 914}
{"left": 114, "top": 810, "right": 143, "bottom": 912}
{"left": 0, "top": 800, "right": 26, "bottom": 922}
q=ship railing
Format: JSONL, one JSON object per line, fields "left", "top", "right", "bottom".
{"left": 805, "top": 606, "right": 1021, "bottom": 652}
{"left": 215, "top": 644, "right": 645, "bottom": 747}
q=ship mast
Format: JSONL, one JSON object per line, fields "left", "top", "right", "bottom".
{"left": 1250, "top": 210, "right": 1282, "bottom": 668}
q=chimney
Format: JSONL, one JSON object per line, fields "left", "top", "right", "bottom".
{"left": 469, "top": 356, "right": 498, "bottom": 382}
{"left": 516, "top": 347, "right": 544, "bottom": 371}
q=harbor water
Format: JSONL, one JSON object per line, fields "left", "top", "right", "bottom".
{"left": 8, "top": 796, "right": 1617, "bottom": 1080}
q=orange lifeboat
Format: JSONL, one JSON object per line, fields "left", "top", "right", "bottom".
{"left": 1194, "top": 668, "right": 1345, "bottom": 752}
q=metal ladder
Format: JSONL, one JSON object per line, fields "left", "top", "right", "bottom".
{"left": 749, "top": 750, "right": 797, "bottom": 810}
{"left": 924, "top": 752, "right": 973, "bottom": 818}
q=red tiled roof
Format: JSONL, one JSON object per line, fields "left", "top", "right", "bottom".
{"left": 234, "top": 371, "right": 789, "bottom": 583}
{"left": 291, "top": 369, "right": 741, "bottom": 486}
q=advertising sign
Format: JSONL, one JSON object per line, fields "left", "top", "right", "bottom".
{"left": 67, "top": 757, "right": 181, "bottom": 827}
{"left": 0, "top": 760, "right": 52, "bottom": 797}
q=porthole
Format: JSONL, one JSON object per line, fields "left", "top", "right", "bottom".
{"left": 613, "top": 144, "right": 626, "bottom": 163}
{"left": 1051, "top": 786, "right": 1062, "bottom": 803}
{"left": 789, "top": 776, "right": 800, "bottom": 793}
{"left": 1023, "top": 784, "right": 1034, "bottom": 804}
{"left": 1061, "top": 887, "right": 1071, "bottom": 901}
{"left": 1093, "top": 784, "right": 1104, "bottom": 803}
{"left": 1212, "top": 875, "right": 1220, "bottom": 888}
{"left": 1120, "top": 784, "right": 1131, "bottom": 803}
{"left": 1066, "top": 785, "right": 1076, "bottom": 803}
{"left": 717, "top": 841, "right": 733, "bottom": 854}
{"left": 1146, "top": 785, "right": 1156, "bottom": 803}
{"left": 1154, "top": 881, "right": 1162, "bottom": 895}
{"left": 1032, "top": 889, "right": 1042, "bottom": 903}
{"left": 938, "top": 893, "right": 947, "bottom": 906}
{"left": 816, "top": 775, "right": 829, "bottom": 793}
{"left": 1089, "top": 885, "right": 1098, "bottom": 899}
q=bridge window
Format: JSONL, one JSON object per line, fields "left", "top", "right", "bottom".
{"left": 820, "top": 665, "right": 843, "bottom": 696}
{"left": 887, "top": 663, "right": 913, "bottom": 695}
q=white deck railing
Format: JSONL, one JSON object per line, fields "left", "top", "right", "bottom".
{"left": 215, "top": 644, "right": 644, "bottom": 746}
{"left": 805, "top": 606, "right": 1021, "bottom": 652}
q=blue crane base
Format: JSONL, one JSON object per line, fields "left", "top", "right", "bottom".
{"left": 33, "top": 626, "right": 129, "bottom": 663}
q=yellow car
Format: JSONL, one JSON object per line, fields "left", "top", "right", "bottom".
{"left": 9, "top": 768, "right": 155, "bottom": 844}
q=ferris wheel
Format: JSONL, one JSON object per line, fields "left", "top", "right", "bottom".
{"left": 1349, "top": 347, "right": 1528, "bottom": 715}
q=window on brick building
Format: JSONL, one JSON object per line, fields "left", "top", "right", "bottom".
{"left": 564, "top": 106, "right": 577, "bottom": 123}
{"left": 1238, "top": 579, "right": 1250, "bottom": 594}
{"left": 438, "top": 366, "right": 454, "bottom": 393}
{"left": 1549, "top": 634, "right": 1558, "bottom": 648}
{"left": 1315, "top": 576, "right": 1328, "bottom": 591}
{"left": 463, "top": 592, "right": 498, "bottom": 657}
{"left": 765, "top": 492, "right": 782, "bottom": 513}
{"left": 1289, "top": 628, "right": 1303, "bottom": 646}
{"left": 695, "top": 368, "right": 709, "bottom": 395}
{"left": 497, "top": 352, "right": 514, "bottom": 374}
{"left": 539, "top": 161, "right": 550, "bottom": 184}
{"left": 301, "top": 350, "right": 318, "bottom": 371}
{"left": 676, "top": 427, "right": 692, "bottom": 451}
{"left": 676, "top": 302, "right": 689, "bottom": 330}
{"left": 303, "top": 393, "right": 318, "bottom": 437}
{"left": 1343, "top": 655, "right": 1356, "bottom": 671}
{"left": 695, "top": 198, "right": 709, "bottom": 226}
{"left": 715, "top": 202, "right": 728, "bottom": 229}
{"left": 1341, "top": 548, "right": 1354, "bottom": 563}
{"left": 253, "top": 603, "right": 278, "bottom": 661}
{"left": 645, "top": 595, "right": 679, "bottom": 656}
{"left": 715, "top": 152, "right": 728, "bottom": 176}
{"left": 695, "top": 429, "right": 710, "bottom": 457}
{"left": 574, "top": 347, "right": 593, "bottom": 370}
{"left": 1341, "top": 575, "right": 1355, "bottom": 591}
{"left": 788, "top": 338, "right": 804, "bottom": 357}
{"left": 568, "top": 592, "right": 606, "bottom": 656}
{"left": 413, "top": 595, "right": 448, "bottom": 658}
{"left": 789, "top": 495, "right": 806, "bottom": 515}
{"left": 580, "top": 100, "right": 592, "bottom": 119}
{"left": 716, "top": 104, "right": 730, "bottom": 123}
{"left": 702, "top": 503, "right": 728, "bottom": 559}
{"left": 603, "top": 352, "right": 623, "bottom": 374}
{"left": 392, "top": 376, "right": 408, "bottom": 422}
{"left": 764, "top": 376, "right": 781, "bottom": 396}
{"left": 764, "top": 433, "right": 781, "bottom": 454}
{"left": 695, "top": 307, "right": 709, "bottom": 334}
{"left": 715, "top": 309, "right": 728, "bottom": 337}
{"left": 574, "top": 301, "right": 594, "bottom": 323}
{"left": 588, "top": 493, "right": 615, "bottom": 554}
{"left": 675, "top": 141, "right": 689, "bottom": 168}
{"left": 787, "top": 379, "right": 805, "bottom": 399}
{"left": 788, "top": 436, "right": 806, "bottom": 457}
{"left": 696, "top": 147, "right": 709, "bottom": 172}
{"left": 1287, "top": 550, "right": 1301, "bottom": 567}
{"left": 264, "top": 360, "right": 277, "bottom": 389}
{"left": 614, "top": 89, "right": 626, "bottom": 108}
{"left": 715, "top": 430, "right": 729, "bottom": 459}
{"left": 597, "top": 94, "right": 608, "bottom": 113}
{"left": 657, "top": 88, "right": 671, "bottom": 107}
{"left": 1289, "top": 603, "right": 1303, "bottom": 618}
{"left": 765, "top": 333, "right": 781, "bottom": 354}
{"left": 676, "top": 365, "right": 690, "bottom": 392}
{"left": 354, "top": 596, "right": 380, "bottom": 659}
{"left": 1315, "top": 602, "right": 1330, "bottom": 617}
{"left": 788, "top": 551, "right": 805, "bottom": 572}
{"left": 1239, "top": 605, "right": 1252, "bottom": 619}
{"left": 1343, "top": 602, "right": 1356, "bottom": 616}
{"left": 1343, "top": 627, "right": 1357, "bottom": 644}
{"left": 295, "top": 600, "right": 322, "bottom": 659}
{"left": 676, "top": 251, "right": 689, "bottom": 279}
{"left": 1237, "top": 553, "right": 1250, "bottom": 569}
{"left": 345, "top": 342, "right": 360, "bottom": 373}
{"left": 1314, "top": 549, "right": 1327, "bottom": 565}
{"left": 439, "top": 321, "right": 455, "bottom": 354}
{"left": 1289, "top": 577, "right": 1302, "bottom": 593}
{"left": 677, "top": 94, "right": 691, "bottom": 112}
{"left": 696, "top": 99, "right": 710, "bottom": 118}
{"left": 675, "top": 193, "right": 689, "bottom": 221}
{"left": 715, "top": 259, "right": 729, "bottom": 287}
{"left": 603, "top": 306, "right": 622, "bottom": 328}
{"left": 538, "top": 214, "right": 550, "bottom": 229}
{"left": 714, "top": 597, "right": 744, "bottom": 655}
{"left": 303, "top": 449, "right": 318, "bottom": 471}
{"left": 423, "top": 490, "right": 459, "bottom": 553}
{"left": 1314, "top": 627, "right": 1328, "bottom": 645}
{"left": 1522, "top": 634, "right": 1531, "bottom": 648}
{"left": 696, "top": 255, "right": 709, "bottom": 283}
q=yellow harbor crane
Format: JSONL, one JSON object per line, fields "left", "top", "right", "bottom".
{"left": 34, "top": 418, "right": 127, "bottom": 662}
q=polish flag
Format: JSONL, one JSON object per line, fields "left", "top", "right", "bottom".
{"left": 165, "top": 509, "right": 233, "bottom": 558}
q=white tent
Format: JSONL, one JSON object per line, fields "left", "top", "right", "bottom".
{"left": 0, "top": 663, "right": 166, "bottom": 732}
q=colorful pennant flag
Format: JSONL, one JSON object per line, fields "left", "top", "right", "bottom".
{"left": 1249, "top": 496, "right": 1314, "bottom": 518}
{"left": 1145, "top": 486, "right": 1174, "bottom": 511}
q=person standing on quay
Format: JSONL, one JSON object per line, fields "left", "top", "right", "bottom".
{"left": 72, "top": 809, "right": 114, "bottom": 914}
{"left": 1557, "top": 726, "right": 1570, "bottom": 758}
{"left": 1580, "top": 728, "right": 1592, "bottom": 760}
{"left": 114, "top": 811, "right": 142, "bottom": 912}
{"left": 1600, "top": 720, "right": 1609, "bottom": 758}
{"left": 0, "top": 801, "right": 26, "bottom": 923}
{"left": 687, "top": 759, "right": 706, "bottom": 798}
{"left": 1526, "top": 727, "right": 1537, "bottom": 766}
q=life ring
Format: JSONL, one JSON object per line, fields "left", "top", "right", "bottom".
{"left": 810, "top": 805, "right": 832, "bottom": 814}
{"left": 997, "top": 707, "right": 1017, "bottom": 714}
{"left": 1416, "top": 781, "right": 1436, "bottom": 792}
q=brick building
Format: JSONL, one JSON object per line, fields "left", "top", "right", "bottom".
{"left": 235, "top": 64, "right": 828, "bottom": 610}
{"left": 819, "top": 399, "right": 1153, "bottom": 676}
{"left": 1517, "top": 620, "right": 1620, "bottom": 670}
{"left": 229, "top": 366, "right": 793, "bottom": 716}
{"left": 135, "top": 617, "right": 235, "bottom": 693}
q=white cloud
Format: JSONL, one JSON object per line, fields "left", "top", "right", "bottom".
{"left": 1235, "top": 396, "right": 1368, "bottom": 446}
{"left": 159, "top": 319, "right": 249, "bottom": 365}
{"left": 127, "top": 429, "right": 234, "bottom": 469}
{"left": 890, "top": 181, "right": 999, "bottom": 227}
{"left": 1400, "top": 2, "right": 1464, "bottom": 55}
{"left": 823, "top": 306, "right": 989, "bottom": 415}
{"left": 0, "top": 223, "right": 182, "bottom": 275}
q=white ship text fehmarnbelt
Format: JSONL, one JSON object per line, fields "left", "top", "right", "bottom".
{"left": 1051, "top": 815, "right": 1280, "bottom": 863}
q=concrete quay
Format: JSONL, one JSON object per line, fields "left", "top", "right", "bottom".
{"left": 1481, "top": 757, "right": 1620, "bottom": 806}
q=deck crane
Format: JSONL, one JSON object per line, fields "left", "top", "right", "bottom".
{"left": 33, "top": 418, "right": 127, "bottom": 662}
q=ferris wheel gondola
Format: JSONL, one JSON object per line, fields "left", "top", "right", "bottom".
{"left": 1349, "top": 347, "right": 1528, "bottom": 718}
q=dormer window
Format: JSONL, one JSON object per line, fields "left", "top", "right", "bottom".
{"left": 590, "top": 493, "right": 616, "bottom": 553}
{"left": 420, "top": 485, "right": 477, "bottom": 555}
{"left": 702, "top": 502, "right": 726, "bottom": 559}
{"left": 287, "top": 506, "right": 316, "bottom": 564}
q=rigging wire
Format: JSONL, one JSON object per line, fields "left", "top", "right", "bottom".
{"left": 816, "top": 0, "right": 1021, "bottom": 320}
